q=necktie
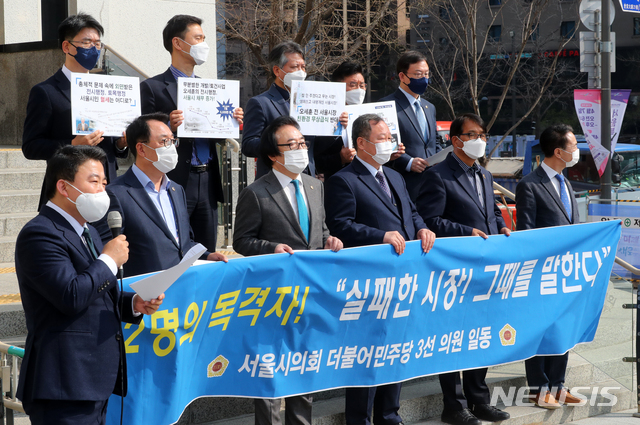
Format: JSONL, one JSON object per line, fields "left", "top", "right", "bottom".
{"left": 414, "top": 100, "right": 428, "bottom": 143}
{"left": 82, "top": 227, "right": 99, "bottom": 260}
{"left": 555, "top": 174, "right": 572, "bottom": 219}
{"left": 291, "top": 180, "right": 309, "bottom": 241}
{"left": 472, "top": 166, "right": 485, "bottom": 208}
{"left": 195, "top": 139, "right": 210, "bottom": 165}
{"left": 375, "top": 171, "right": 392, "bottom": 200}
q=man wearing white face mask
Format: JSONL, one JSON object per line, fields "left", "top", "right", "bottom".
{"left": 233, "top": 116, "right": 342, "bottom": 425}
{"left": 417, "top": 113, "right": 510, "bottom": 425}
{"left": 96, "top": 113, "right": 227, "bottom": 278}
{"left": 243, "top": 41, "right": 317, "bottom": 179}
{"left": 141, "top": 14, "right": 243, "bottom": 253}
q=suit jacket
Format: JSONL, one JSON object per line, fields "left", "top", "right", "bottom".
{"left": 380, "top": 88, "right": 438, "bottom": 201}
{"left": 515, "top": 166, "right": 580, "bottom": 230}
{"left": 314, "top": 135, "right": 346, "bottom": 180}
{"left": 242, "top": 83, "right": 316, "bottom": 179}
{"left": 325, "top": 158, "right": 427, "bottom": 248}
{"left": 15, "top": 206, "right": 139, "bottom": 410}
{"left": 417, "top": 153, "right": 506, "bottom": 237}
{"left": 22, "top": 69, "right": 127, "bottom": 207}
{"left": 233, "top": 171, "right": 330, "bottom": 255}
{"left": 140, "top": 68, "right": 224, "bottom": 205}
{"left": 96, "top": 168, "right": 207, "bottom": 277}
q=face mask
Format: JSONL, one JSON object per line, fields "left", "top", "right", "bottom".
{"left": 143, "top": 144, "right": 179, "bottom": 173}
{"left": 457, "top": 137, "right": 486, "bottom": 160}
{"left": 406, "top": 76, "right": 429, "bottom": 96}
{"left": 363, "top": 139, "right": 394, "bottom": 165}
{"left": 345, "top": 88, "right": 366, "bottom": 105}
{"left": 282, "top": 70, "right": 307, "bottom": 88}
{"left": 560, "top": 148, "right": 580, "bottom": 167}
{"left": 70, "top": 45, "right": 100, "bottom": 71}
{"left": 277, "top": 149, "right": 309, "bottom": 175}
{"left": 65, "top": 181, "right": 110, "bottom": 223}
{"left": 179, "top": 39, "right": 210, "bottom": 65}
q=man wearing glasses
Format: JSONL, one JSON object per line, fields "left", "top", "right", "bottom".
{"left": 96, "top": 113, "right": 227, "bottom": 278}
{"left": 417, "top": 113, "right": 510, "bottom": 425}
{"left": 22, "top": 13, "right": 128, "bottom": 208}
{"left": 233, "top": 115, "right": 342, "bottom": 425}
{"left": 380, "top": 50, "right": 439, "bottom": 202}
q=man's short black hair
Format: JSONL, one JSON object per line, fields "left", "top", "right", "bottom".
{"left": 352, "top": 113, "right": 384, "bottom": 152}
{"left": 260, "top": 116, "right": 301, "bottom": 168}
{"left": 540, "top": 124, "right": 574, "bottom": 157}
{"left": 58, "top": 13, "right": 104, "bottom": 48}
{"left": 126, "top": 112, "right": 171, "bottom": 157}
{"left": 331, "top": 61, "right": 364, "bottom": 82}
{"left": 396, "top": 50, "right": 427, "bottom": 75}
{"left": 162, "top": 15, "right": 203, "bottom": 53}
{"left": 268, "top": 41, "right": 305, "bottom": 78}
{"left": 450, "top": 113, "right": 487, "bottom": 140}
{"left": 44, "top": 146, "right": 106, "bottom": 200}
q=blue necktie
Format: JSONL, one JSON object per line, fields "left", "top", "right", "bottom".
{"left": 375, "top": 171, "right": 392, "bottom": 200}
{"left": 291, "top": 180, "right": 309, "bottom": 241}
{"left": 555, "top": 174, "right": 572, "bottom": 220}
{"left": 414, "top": 100, "right": 428, "bottom": 143}
{"left": 195, "top": 139, "right": 210, "bottom": 165}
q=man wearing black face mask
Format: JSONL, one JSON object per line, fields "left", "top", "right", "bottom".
{"left": 380, "top": 50, "right": 439, "bottom": 202}
{"left": 22, "top": 13, "right": 129, "bottom": 209}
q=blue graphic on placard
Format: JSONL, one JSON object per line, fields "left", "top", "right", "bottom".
{"left": 216, "top": 99, "right": 235, "bottom": 121}
{"left": 107, "top": 221, "right": 620, "bottom": 425}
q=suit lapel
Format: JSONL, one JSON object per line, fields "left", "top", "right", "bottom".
{"left": 163, "top": 68, "right": 178, "bottom": 109}
{"left": 353, "top": 160, "right": 401, "bottom": 219}
{"left": 480, "top": 168, "right": 493, "bottom": 218}
{"left": 264, "top": 172, "right": 307, "bottom": 242}
{"left": 268, "top": 84, "right": 289, "bottom": 117}
{"left": 536, "top": 167, "right": 571, "bottom": 222}
{"left": 301, "top": 174, "right": 321, "bottom": 241}
{"left": 448, "top": 155, "right": 485, "bottom": 214}
{"left": 55, "top": 69, "right": 71, "bottom": 102}
{"left": 395, "top": 89, "right": 423, "bottom": 143}
{"left": 42, "top": 206, "right": 92, "bottom": 261}
{"left": 167, "top": 184, "right": 189, "bottom": 249}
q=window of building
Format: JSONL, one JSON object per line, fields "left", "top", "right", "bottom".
{"left": 489, "top": 25, "right": 502, "bottom": 42}
{"left": 439, "top": 6, "right": 453, "bottom": 20}
{"left": 529, "top": 25, "right": 539, "bottom": 41}
{"left": 634, "top": 17, "right": 640, "bottom": 36}
{"left": 489, "top": 0, "right": 501, "bottom": 5}
{"left": 560, "top": 21, "right": 576, "bottom": 38}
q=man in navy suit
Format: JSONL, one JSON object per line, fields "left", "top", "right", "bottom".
{"left": 15, "top": 145, "right": 164, "bottom": 424}
{"left": 243, "top": 41, "right": 316, "bottom": 179}
{"left": 417, "top": 113, "right": 510, "bottom": 425}
{"left": 380, "top": 50, "right": 439, "bottom": 202}
{"left": 97, "top": 113, "right": 227, "bottom": 278}
{"left": 141, "top": 14, "right": 242, "bottom": 252}
{"left": 22, "top": 13, "right": 128, "bottom": 208}
{"left": 325, "top": 114, "right": 435, "bottom": 425}
{"left": 516, "top": 124, "right": 584, "bottom": 409}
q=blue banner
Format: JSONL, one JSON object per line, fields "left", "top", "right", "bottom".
{"left": 107, "top": 221, "right": 620, "bottom": 425}
{"left": 619, "top": 0, "right": 640, "bottom": 13}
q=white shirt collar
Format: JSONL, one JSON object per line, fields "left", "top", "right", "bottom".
{"left": 46, "top": 200, "right": 86, "bottom": 237}
{"left": 400, "top": 86, "right": 420, "bottom": 104}
{"left": 355, "top": 155, "right": 383, "bottom": 177}
{"left": 540, "top": 161, "right": 561, "bottom": 180}
{"left": 131, "top": 164, "right": 171, "bottom": 192}
{"left": 272, "top": 168, "right": 302, "bottom": 190}
{"left": 61, "top": 65, "right": 72, "bottom": 81}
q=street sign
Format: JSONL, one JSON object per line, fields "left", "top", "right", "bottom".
{"left": 580, "top": 0, "right": 616, "bottom": 30}
{"left": 580, "top": 31, "right": 616, "bottom": 73}
{"left": 618, "top": 0, "right": 640, "bottom": 13}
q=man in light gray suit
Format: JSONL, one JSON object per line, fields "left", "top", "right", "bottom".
{"left": 233, "top": 115, "right": 343, "bottom": 425}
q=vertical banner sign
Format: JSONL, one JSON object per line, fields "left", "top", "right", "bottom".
{"left": 610, "top": 90, "right": 631, "bottom": 154}
{"left": 70, "top": 73, "right": 141, "bottom": 137}
{"left": 177, "top": 78, "right": 240, "bottom": 139}
{"left": 290, "top": 81, "right": 346, "bottom": 136}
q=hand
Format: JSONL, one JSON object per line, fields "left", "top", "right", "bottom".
{"left": 500, "top": 227, "right": 511, "bottom": 236}
{"left": 410, "top": 157, "right": 428, "bottom": 173}
{"left": 390, "top": 143, "right": 406, "bottom": 161}
{"left": 383, "top": 231, "right": 406, "bottom": 255}
{"left": 207, "top": 252, "right": 228, "bottom": 262}
{"left": 169, "top": 110, "right": 184, "bottom": 132}
{"left": 233, "top": 107, "right": 244, "bottom": 125}
{"left": 102, "top": 235, "right": 129, "bottom": 268}
{"left": 133, "top": 293, "right": 165, "bottom": 315}
{"left": 116, "top": 131, "right": 127, "bottom": 150}
{"left": 324, "top": 236, "right": 343, "bottom": 252}
{"left": 340, "top": 147, "right": 356, "bottom": 164}
{"left": 72, "top": 130, "right": 104, "bottom": 147}
{"left": 274, "top": 244, "right": 294, "bottom": 254}
{"left": 417, "top": 228, "right": 436, "bottom": 253}
{"left": 339, "top": 111, "right": 349, "bottom": 128}
{"left": 471, "top": 228, "right": 488, "bottom": 239}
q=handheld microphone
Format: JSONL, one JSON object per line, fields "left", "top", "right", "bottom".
{"left": 107, "top": 211, "right": 124, "bottom": 279}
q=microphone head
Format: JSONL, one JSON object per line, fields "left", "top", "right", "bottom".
{"left": 107, "top": 211, "right": 122, "bottom": 229}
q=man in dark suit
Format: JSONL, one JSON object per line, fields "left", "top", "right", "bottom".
{"left": 325, "top": 114, "right": 435, "bottom": 425}
{"left": 380, "top": 50, "right": 439, "bottom": 202}
{"left": 22, "top": 13, "right": 128, "bottom": 208}
{"left": 15, "top": 145, "right": 164, "bottom": 424}
{"left": 97, "top": 113, "right": 227, "bottom": 278}
{"left": 243, "top": 41, "right": 316, "bottom": 179}
{"left": 141, "top": 14, "right": 242, "bottom": 252}
{"left": 516, "top": 124, "right": 584, "bottom": 409}
{"left": 234, "top": 116, "right": 342, "bottom": 425}
{"left": 417, "top": 113, "right": 510, "bottom": 425}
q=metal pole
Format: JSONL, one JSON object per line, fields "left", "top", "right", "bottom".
{"left": 511, "top": 34, "right": 517, "bottom": 157}
{"left": 600, "top": 0, "right": 612, "bottom": 200}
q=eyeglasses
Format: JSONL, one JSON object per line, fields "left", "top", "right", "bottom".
{"left": 277, "top": 141, "right": 308, "bottom": 150}
{"left": 459, "top": 132, "right": 489, "bottom": 141}
{"left": 347, "top": 82, "right": 367, "bottom": 90}
{"left": 406, "top": 72, "right": 430, "bottom": 79}
{"left": 69, "top": 39, "right": 103, "bottom": 50}
{"left": 144, "top": 138, "right": 180, "bottom": 148}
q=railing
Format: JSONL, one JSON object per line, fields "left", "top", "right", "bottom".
{"left": 96, "top": 44, "right": 149, "bottom": 79}
{"left": 0, "top": 342, "right": 24, "bottom": 424}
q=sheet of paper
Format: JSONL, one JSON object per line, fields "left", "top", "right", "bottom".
{"left": 290, "top": 81, "right": 346, "bottom": 136}
{"left": 177, "top": 78, "right": 240, "bottom": 139}
{"left": 345, "top": 101, "right": 401, "bottom": 150}
{"left": 426, "top": 145, "right": 453, "bottom": 166}
{"left": 70, "top": 73, "right": 141, "bottom": 137}
{"left": 129, "top": 244, "right": 207, "bottom": 301}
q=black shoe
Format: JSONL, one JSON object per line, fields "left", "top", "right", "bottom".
{"left": 441, "top": 408, "right": 482, "bottom": 425}
{"left": 471, "top": 404, "right": 510, "bottom": 422}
